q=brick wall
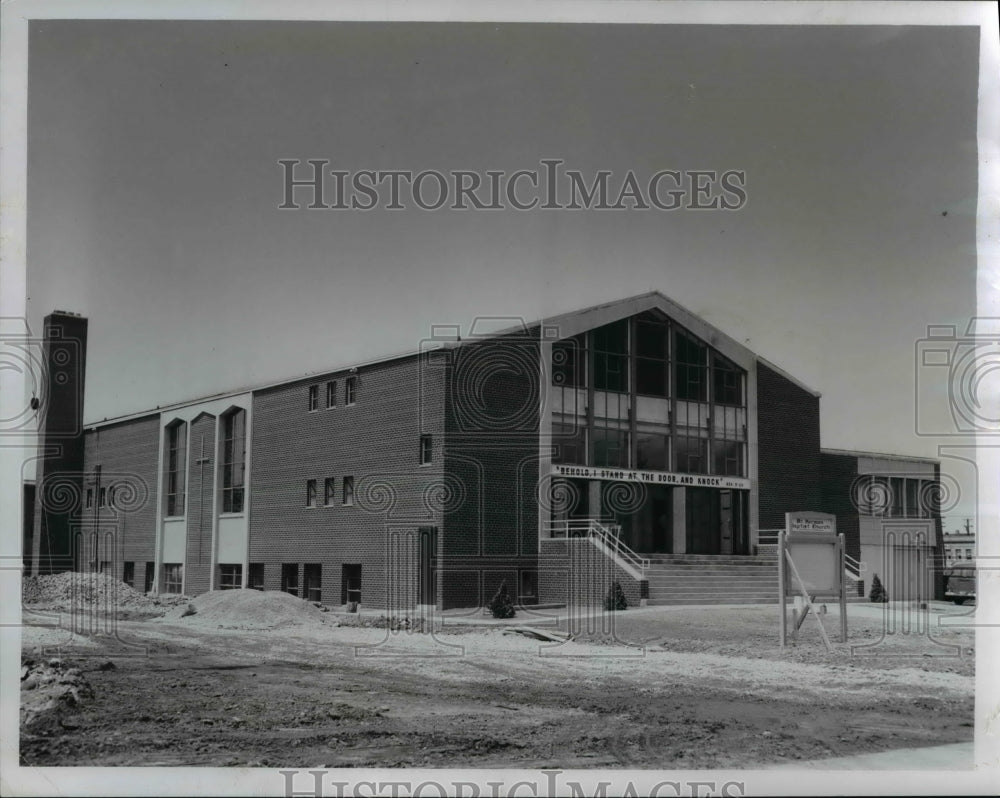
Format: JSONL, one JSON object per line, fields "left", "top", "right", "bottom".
{"left": 756, "top": 362, "right": 822, "bottom": 529}
{"left": 249, "top": 353, "right": 445, "bottom": 610}
{"left": 81, "top": 415, "right": 160, "bottom": 589}
{"left": 820, "top": 451, "right": 863, "bottom": 596}
{"left": 184, "top": 413, "right": 215, "bottom": 595}
{"left": 443, "top": 334, "right": 540, "bottom": 610}
{"left": 538, "top": 538, "right": 643, "bottom": 608}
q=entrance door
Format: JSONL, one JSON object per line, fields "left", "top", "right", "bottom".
{"left": 686, "top": 487, "right": 720, "bottom": 554}
{"left": 418, "top": 526, "right": 437, "bottom": 605}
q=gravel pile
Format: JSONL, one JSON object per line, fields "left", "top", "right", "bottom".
{"left": 160, "top": 589, "right": 330, "bottom": 630}
{"left": 22, "top": 572, "right": 189, "bottom": 614}
{"left": 20, "top": 657, "right": 95, "bottom": 734}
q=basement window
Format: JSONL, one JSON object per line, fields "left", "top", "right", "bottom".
{"left": 248, "top": 563, "right": 265, "bottom": 591}
{"left": 163, "top": 563, "right": 183, "bottom": 595}
{"left": 219, "top": 564, "right": 242, "bottom": 590}
{"left": 123, "top": 562, "right": 135, "bottom": 588}
{"left": 303, "top": 564, "right": 322, "bottom": 603}
{"left": 281, "top": 563, "right": 299, "bottom": 596}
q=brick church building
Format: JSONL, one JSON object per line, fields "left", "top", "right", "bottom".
{"left": 26, "top": 292, "right": 945, "bottom": 608}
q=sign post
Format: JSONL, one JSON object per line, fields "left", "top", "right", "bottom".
{"left": 779, "top": 511, "right": 846, "bottom": 650}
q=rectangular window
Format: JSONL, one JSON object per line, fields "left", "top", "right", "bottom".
{"left": 343, "top": 475, "right": 354, "bottom": 506}
{"left": 219, "top": 564, "right": 242, "bottom": 590}
{"left": 248, "top": 563, "right": 264, "bottom": 591}
{"left": 592, "top": 428, "right": 628, "bottom": 468}
{"left": 303, "top": 564, "right": 322, "bottom": 603}
{"left": 712, "top": 356, "right": 743, "bottom": 406}
{"left": 712, "top": 439, "right": 744, "bottom": 477}
{"left": 222, "top": 409, "right": 246, "bottom": 513}
{"left": 325, "top": 380, "right": 337, "bottom": 408}
{"left": 306, "top": 479, "right": 317, "bottom": 507}
{"left": 166, "top": 421, "right": 187, "bottom": 516}
{"left": 342, "top": 564, "right": 362, "bottom": 605}
{"left": 889, "top": 476, "right": 904, "bottom": 517}
{"left": 99, "top": 560, "right": 111, "bottom": 574}
{"left": 99, "top": 487, "right": 106, "bottom": 507}
{"left": 675, "top": 330, "right": 708, "bottom": 403}
{"left": 675, "top": 434, "right": 707, "bottom": 473}
{"left": 308, "top": 384, "right": 318, "bottom": 411}
{"left": 281, "top": 563, "right": 299, "bottom": 596}
{"left": 420, "top": 434, "right": 433, "bottom": 465}
{"left": 635, "top": 319, "right": 669, "bottom": 398}
{"left": 144, "top": 562, "right": 155, "bottom": 593}
{"left": 552, "top": 422, "right": 586, "bottom": 465}
{"left": 86, "top": 489, "right": 93, "bottom": 509}
{"left": 905, "top": 478, "right": 918, "bottom": 518}
{"left": 324, "top": 477, "right": 336, "bottom": 506}
{"left": 636, "top": 431, "right": 669, "bottom": 471}
{"left": 593, "top": 321, "right": 629, "bottom": 393}
{"left": 123, "top": 561, "right": 135, "bottom": 587}
{"left": 163, "top": 563, "right": 183, "bottom": 595}
{"left": 345, "top": 376, "right": 357, "bottom": 406}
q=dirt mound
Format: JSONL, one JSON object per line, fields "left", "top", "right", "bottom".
{"left": 20, "top": 657, "right": 94, "bottom": 735}
{"left": 22, "top": 572, "right": 189, "bottom": 616}
{"left": 160, "top": 589, "right": 328, "bottom": 630}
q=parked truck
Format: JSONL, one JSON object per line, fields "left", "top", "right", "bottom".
{"left": 943, "top": 565, "right": 976, "bottom": 605}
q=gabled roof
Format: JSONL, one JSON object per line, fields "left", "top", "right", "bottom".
{"left": 516, "top": 290, "right": 821, "bottom": 397}
{"left": 84, "top": 290, "right": 820, "bottom": 428}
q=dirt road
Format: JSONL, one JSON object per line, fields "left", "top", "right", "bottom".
{"left": 20, "top": 600, "right": 974, "bottom": 769}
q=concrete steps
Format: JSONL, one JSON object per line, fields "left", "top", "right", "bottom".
{"left": 642, "top": 554, "right": 780, "bottom": 606}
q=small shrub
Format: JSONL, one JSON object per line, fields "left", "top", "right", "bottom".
{"left": 869, "top": 573, "right": 889, "bottom": 603}
{"left": 346, "top": 601, "right": 359, "bottom": 614}
{"left": 487, "top": 580, "right": 516, "bottom": 619}
{"left": 604, "top": 580, "right": 628, "bottom": 611}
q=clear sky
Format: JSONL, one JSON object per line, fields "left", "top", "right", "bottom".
{"left": 25, "top": 21, "right": 979, "bottom": 508}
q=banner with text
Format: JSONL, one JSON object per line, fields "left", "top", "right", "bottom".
{"left": 551, "top": 463, "right": 751, "bottom": 490}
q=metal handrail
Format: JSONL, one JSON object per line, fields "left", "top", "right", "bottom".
{"left": 844, "top": 553, "right": 865, "bottom": 581}
{"left": 542, "top": 518, "right": 649, "bottom": 578}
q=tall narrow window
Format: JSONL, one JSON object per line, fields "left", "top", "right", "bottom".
{"left": 306, "top": 479, "right": 317, "bottom": 507}
{"left": 326, "top": 380, "right": 337, "bottom": 408}
{"left": 343, "top": 475, "right": 354, "bottom": 506}
{"left": 420, "top": 434, "right": 433, "bottom": 465}
{"left": 308, "top": 385, "right": 318, "bottom": 411}
{"left": 345, "top": 376, "right": 357, "bottom": 406}
{"left": 221, "top": 408, "right": 246, "bottom": 513}
{"left": 165, "top": 421, "right": 187, "bottom": 517}
{"left": 324, "top": 477, "right": 336, "bottom": 506}
{"left": 99, "top": 487, "right": 106, "bottom": 507}
{"left": 86, "top": 489, "right": 93, "bottom": 509}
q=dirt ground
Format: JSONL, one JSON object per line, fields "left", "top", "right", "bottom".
{"left": 19, "top": 596, "right": 975, "bottom": 769}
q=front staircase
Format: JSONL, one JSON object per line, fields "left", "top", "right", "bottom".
{"left": 643, "top": 554, "right": 780, "bottom": 605}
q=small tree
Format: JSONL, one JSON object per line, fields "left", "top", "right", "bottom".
{"left": 487, "top": 580, "right": 516, "bottom": 619}
{"left": 604, "top": 580, "right": 628, "bottom": 611}
{"left": 869, "top": 573, "right": 889, "bottom": 603}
